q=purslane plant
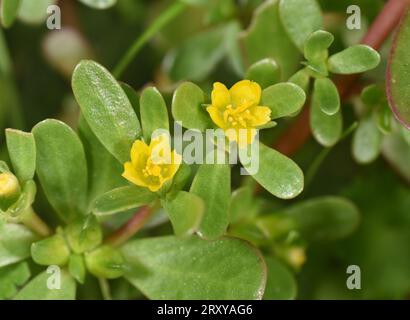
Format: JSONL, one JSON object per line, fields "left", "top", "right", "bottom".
{"left": 0, "top": 57, "right": 358, "bottom": 300}
{"left": 1, "top": 0, "right": 409, "bottom": 300}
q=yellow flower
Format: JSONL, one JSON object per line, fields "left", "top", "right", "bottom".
{"left": 206, "top": 80, "right": 271, "bottom": 145}
{"left": 0, "top": 172, "right": 21, "bottom": 211}
{"left": 122, "top": 134, "right": 182, "bottom": 192}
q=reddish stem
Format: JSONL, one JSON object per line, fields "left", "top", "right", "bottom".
{"left": 104, "top": 205, "right": 154, "bottom": 247}
{"left": 273, "top": 0, "right": 410, "bottom": 157}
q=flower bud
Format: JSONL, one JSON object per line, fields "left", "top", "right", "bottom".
{"left": 0, "top": 172, "right": 21, "bottom": 211}
{"left": 68, "top": 254, "right": 86, "bottom": 284}
{"left": 85, "top": 245, "right": 125, "bottom": 279}
{"left": 31, "top": 234, "right": 70, "bottom": 266}
{"left": 65, "top": 215, "right": 102, "bottom": 254}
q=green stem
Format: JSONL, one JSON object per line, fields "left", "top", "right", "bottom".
{"left": 98, "top": 278, "right": 112, "bottom": 300}
{"left": 20, "top": 207, "right": 52, "bottom": 237}
{"left": 104, "top": 201, "right": 159, "bottom": 247}
{"left": 112, "top": 1, "right": 187, "bottom": 78}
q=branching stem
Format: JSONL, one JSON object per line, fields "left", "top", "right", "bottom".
{"left": 104, "top": 202, "right": 158, "bottom": 247}
{"left": 273, "top": 0, "right": 410, "bottom": 157}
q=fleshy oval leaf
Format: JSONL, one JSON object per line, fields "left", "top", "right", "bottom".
{"left": 172, "top": 82, "right": 213, "bottom": 131}
{"left": 163, "top": 191, "right": 204, "bottom": 237}
{"left": 122, "top": 236, "right": 267, "bottom": 300}
{"left": 5, "top": 129, "right": 36, "bottom": 183}
{"left": 304, "top": 30, "right": 334, "bottom": 62}
{"left": 387, "top": 9, "right": 410, "bottom": 129}
{"left": 328, "top": 45, "right": 380, "bottom": 75}
{"left": 313, "top": 78, "right": 340, "bottom": 115}
{"left": 140, "top": 87, "right": 169, "bottom": 143}
{"left": 32, "top": 119, "right": 88, "bottom": 222}
{"left": 352, "top": 117, "right": 382, "bottom": 164}
{"left": 245, "top": 58, "right": 281, "bottom": 89}
{"left": 72, "top": 60, "right": 141, "bottom": 163}
{"left": 190, "top": 164, "right": 231, "bottom": 239}
{"left": 92, "top": 185, "right": 156, "bottom": 217}
{"left": 240, "top": 142, "right": 304, "bottom": 199}
{"left": 279, "top": 0, "right": 323, "bottom": 51}
{"left": 311, "top": 91, "right": 343, "bottom": 147}
{"left": 261, "top": 82, "right": 306, "bottom": 119}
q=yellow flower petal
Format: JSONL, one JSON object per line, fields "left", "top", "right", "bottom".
{"left": 229, "top": 80, "right": 261, "bottom": 108}
{"left": 207, "top": 106, "right": 227, "bottom": 129}
{"left": 122, "top": 162, "right": 147, "bottom": 188}
{"left": 130, "top": 140, "right": 149, "bottom": 168}
{"left": 211, "top": 82, "right": 230, "bottom": 109}
{"left": 225, "top": 128, "right": 257, "bottom": 147}
{"left": 248, "top": 106, "right": 271, "bottom": 127}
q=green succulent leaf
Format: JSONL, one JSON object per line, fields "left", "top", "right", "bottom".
{"left": 387, "top": 9, "right": 410, "bottom": 128}
{"left": 120, "top": 82, "right": 140, "bottom": 114}
{"left": 85, "top": 245, "right": 125, "bottom": 279}
{"left": 78, "top": 118, "right": 125, "bottom": 205}
{"left": 172, "top": 82, "right": 213, "bottom": 131}
{"left": 140, "top": 87, "right": 169, "bottom": 143}
{"left": 122, "top": 236, "right": 267, "bottom": 300}
{"left": 240, "top": 142, "right": 304, "bottom": 199}
{"left": 285, "top": 196, "right": 360, "bottom": 241}
{"left": 65, "top": 215, "right": 102, "bottom": 254}
{"left": 279, "top": 0, "right": 323, "bottom": 51}
{"left": 311, "top": 91, "right": 343, "bottom": 147}
{"left": 288, "top": 68, "right": 310, "bottom": 93}
{"left": 352, "top": 116, "right": 382, "bottom": 164}
{"left": 31, "top": 234, "right": 70, "bottom": 266}
{"left": 263, "top": 256, "right": 297, "bottom": 300}
{"left": 5, "top": 129, "right": 36, "bottom": 183}
{"left": 190, "top": 164, "right": 230, "bottom": 239}
{"left": 245, "top": 58, "right": 280, "bottom": 89}
{"left": 229, "top": 186, "right": 260, "bottom": 224}
{"left": 168, "top": 163, "right": 192, "bottom": 194}
{"left": 261, "top": 82, "right": 306, "bottom": 119}
{"left": 18, "top": 0, "right": 56, "bottom": 24}
{"left": 32, "top": 119, "right": 88, "bottom": 222}
{"left": 241, "top": 0, "right": 300, "bottom": 79}
{"left": 0, "top": 223, "right": 38, "bottom": 268}
{"left": 304, "top": 30, "right": 334, "bottom": 63}
{"left": 313, "top": 78, "right": 340, "bottom": 115}
{"left": 163, "top": 191, "right": 204, "bottom": 237}
{"left": 328, "top": 45, "right": 380, "bottom": 75}
{"left": 77, "top": 0, "right": 117, "bottom": 10}
{"left": 0, "top": 0, "right": 21, "bottom": 28}
{"left": 92, "top": 185, "right": 156, "bottom": 217}
{"left": 14, "top": 270, "right": 76, "bottom": 300}
{"left": 0, "top": 262, "right": 30, "bottom": 299}
{"left": 72, "top": 60, "right": 141, "bottom": 163}
{"left": 68, "top": 254, "right": 86, "bottom": 284}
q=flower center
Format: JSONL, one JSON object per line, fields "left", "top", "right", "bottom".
{"left": 142, "top": 159, "right": 162, "bottom": 178}
{"left": 223, "top": 104, "right": 253, "bottom": 128}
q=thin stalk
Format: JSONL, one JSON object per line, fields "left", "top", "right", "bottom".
{"left": 98, "top": 278, "right": 112, "bottom": 300}
{"left": 112, "top": 1, "right": 187, "bottom": 78}
{"left": 104, "top": 202, "right": 158, "bottom": 247}
{"left": 20, "top": 207, "right": 52, "bottom": 237}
